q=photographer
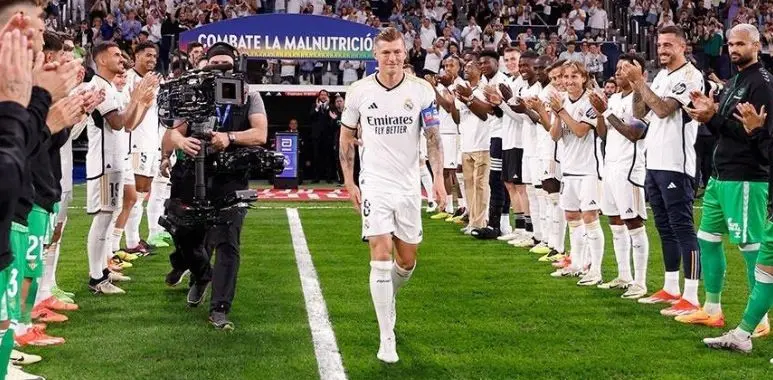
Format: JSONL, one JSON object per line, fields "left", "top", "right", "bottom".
{"left": 161, "top": 43, "right": 268, "bottom": 330}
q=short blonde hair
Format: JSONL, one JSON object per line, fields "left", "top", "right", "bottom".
{"left": 562, "top": 60, "right": 591, "bottom": 88}
{"left": 375, "top": 27, "right": 403, "bottom": 45}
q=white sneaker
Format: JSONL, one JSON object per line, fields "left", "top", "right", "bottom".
{"left": 377, "top": 335, "right": 399, "bottom": 363}
{"left": 597, "top": 278, "right": 632, "bottom": 290}
{"left": 508, "top": 237, "right": 534, "bottom": 247}
{"left": 621, "top": 283, "right": 648, "bottom": 299}
{"left": 550, "top": 267, "right": 581, "bottom": 278}
{"left": 425, "top": 201, "right": 437, "bottom": 213}
{"left": 460, "top": 226, "right": 473, "bottom": 235}
{"left": 577, "top": 273, "right": 603, "bottom": 286}
{"left": 10, "top": 350, "right": 41, "bottom": 365}
{"left": 703, "top": 329, "right": 753, "bottom": 353}
{"left": 6, "top": 364, "right": 45, "bottom": 380}
{"left": 90, "top": 280, "right": 125, "bottom": 295}
{"left": 108, "top": 272, "right": 131, "bottom": 282}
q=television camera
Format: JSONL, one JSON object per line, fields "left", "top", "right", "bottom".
{"left": 157, "top": 63, "right": 285, "bottom": 233}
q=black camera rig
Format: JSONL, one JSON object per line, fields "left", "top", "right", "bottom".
{"left": 157, "top": 67, "right": 285, "bottom": 232}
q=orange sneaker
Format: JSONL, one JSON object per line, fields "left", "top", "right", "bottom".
{"left": 552, "top": 257, "right": 571, "bottom": 269}
{"left": 15, "top": 326, "right": 65, "bottom": 346}
{"left": 674, "top": 308, "right": 725, "bottom": 328}
{"left": 38, "top": 296, "right": 79, "bottom": 311}
{"left": 637, "top": 289, "right": 681, "bottom": 304}
{"left": 660, "top": 298, "right": 700, "bottom": 317}
{"left": 31, "top": 306, "right": 69, "bottom": 323}
{"left": 753, "top": 322, "right": 770, "bottom": 338}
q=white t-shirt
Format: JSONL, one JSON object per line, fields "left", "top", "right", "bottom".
{"left": 501, "top": 75, "right": 526, "bottom": 150}
{"left": 341, "top": 74, "right": 439, "bottom": 195}
{"left": 423, "top": 50, "right": 443, "bottom": 74}
{"left": 456, "top": 86, "right": 490, "bottom": 153}
{"left": 437, "top": 77, "right": 464, "bottom": 135}
{"left": 536, "top": 84, "right": 558, "bottom": 159}
{"left": 481, "top": 71, "right": 509, "bottom": 139}
{"left": 518, "top": 80, "right": 543, "bottom": 157}
{"left": 559, "top": 90, "right": 602, "bottom": 177}
{"left": 86, "top": 75, "right": 125, "bottom": 179}
{"left": 604, "top": 91, "right": 646, "bottom": 184}
{"left": 126, "top": 68, "right": 160, "bottom": 153}
{"left": 644, "top": 62, "right": 703, "bottom": 176}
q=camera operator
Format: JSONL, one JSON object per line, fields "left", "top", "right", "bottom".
{"left": 161, "top": 42, "right": 267, "bottom": 330}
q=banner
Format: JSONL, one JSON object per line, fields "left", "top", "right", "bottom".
{"left": 275, "top": 132, "right": 298, "bottom": 179}
{"left": 179, "top": 14, "right": 380, "bottom": 61}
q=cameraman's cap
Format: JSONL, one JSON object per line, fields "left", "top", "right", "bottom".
{"left": 206, "top": 42, "right": 237, "bottom": 60}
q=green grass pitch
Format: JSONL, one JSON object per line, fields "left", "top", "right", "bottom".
{"left": 23, "top": 186, "right": 773, "bottom": 379}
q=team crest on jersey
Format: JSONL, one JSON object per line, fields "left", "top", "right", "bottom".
{"left": 404, "top": 98, "right": 414, "bottom": 111}
{"left": 672, "top": 83, "right": 687, "bottom": 95}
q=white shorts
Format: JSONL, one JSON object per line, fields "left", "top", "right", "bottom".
{"left": 600, "top": 173, "right": 647, "bottom": 220}
{"left": 441, "top": 134, "right": 459, "bottom": 169}
{"left": 419, "top": 135, "right": 428, "bottom": 160}
{"left": 87, "top": 170, "right": 123, "bottom": 214}
{"left": 559, "top": 176, "right": 602, "bottom": 212}
{"left": 540, "top": 158, "right": 562, "bottom": 181}
{"left": 132, "top": 151, "right": 159, "bottom": 178}
{"left": 59, "top": 165, "right": 72, "bottom": 193}
{"left": 56, "top": 191, "right": 73, "bottom": 223}
{"left": 122, "top": 165, "right": 135, "bottom": 186}
{"left": 361, "top": 191, "right": 423, "bottom": 244}
{"left": 523, "top": 156, "right": 542, "bottom": 185}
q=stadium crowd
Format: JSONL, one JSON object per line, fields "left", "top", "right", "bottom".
{"left": 0, "top": 0, "right": 772, "bottom": 377}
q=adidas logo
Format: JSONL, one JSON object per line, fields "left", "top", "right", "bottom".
{"left": 368, "top": 103, "right": 378, "bottom": 109}
{"left": 589, "top": 200, "right": 596, "bottom": 205}
{"left": 512, "top": 174, "right": 519, "bottom": 179}
{"left": 667, "top": 182, "right": 677, "bottom": 189}
{"left": 625, "top": 208, "right": 633, "bottom": 214}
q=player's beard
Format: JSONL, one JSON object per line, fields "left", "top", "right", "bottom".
{"left": 731, "top": 53, "right": 753, "bottom": 68}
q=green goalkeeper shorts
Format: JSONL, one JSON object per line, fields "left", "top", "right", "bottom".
{"left": 698, "top": 178, "right": 769, "bottom": 245}
{"left": 24, "top": 204, "right": 49, "bottom": 278}
{"left": 5, "top": 222, "right": 27, "bottom": 321}
{"left": 756, "top": 222, "right": 773, "bottom": 266}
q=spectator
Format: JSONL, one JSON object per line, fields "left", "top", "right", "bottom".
{"left": 420, "top": 16, "right": 437, "bottom": 49}
{"left": 568, "top": 1, "right": 586, "bottom": 34}
{"left": 558, "top": 41, "right": 583, "bottom": 63}
{"left": 585, "top": 42, "right": 607, "bottom": 83}
{"left": 462, "top": 16, "right": 482, "bottom": 48}
{"left": 409, "top": 36, "right": 427, "bottom": 74}
{"left": 339, "top": 60, "right": 360, "bottom": 85}
{"left": 587, "top": 0, "right": 608, "bottom": 38}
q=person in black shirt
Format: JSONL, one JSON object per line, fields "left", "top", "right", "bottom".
{"left": 162, "top": 43, "right": 268, "bottom": 330}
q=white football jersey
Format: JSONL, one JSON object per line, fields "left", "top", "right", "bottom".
{"left": 456, "top": 86, "right": 490, "bottom": 153}
{"left": 559, "top": 90, "right": 602, "bottom": 178}
{"left": 518, "top": 81, "right": 543, "bottom": 157}
{"left": 481, "top": 71, "right": 509, "bottom": 139}
{"left": 341, "top": 74, "right": 439, "bottom": 195}
{"left": 126, "top": 68, "right": 161, "bottom": 153}
{"left": 644, "top": 62, "right": 703, "bottom": 176}
{"left": 536, "top": 84, "right": 557, "bottom": 159}
{"left": 86, "top": 75, "right": 126, "bottom": 179}
{"left": 501, "top": 74, "right": 526, "bottom": 150}
{"left": 437, "top": 77, "right": 464, "bottom": 135}
{"left": 604, "top": 91, "right": 646, "bottom": 184}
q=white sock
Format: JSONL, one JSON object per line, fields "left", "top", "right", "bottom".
{"left": 391, "top": 262, "right": 414, "bottom": 294}
{"left": 147, "top": 181, "right": 167, "bottom": 238}
{"left": 456, "top": 172, "right": 466, "bottom": 209}
{"left": 549, "top": 194, "right": 566, "bottom": 253}
{"left": 420, "top": 165, "right": 434, "bottom": 203}
{"left": 444, "top": 195, "right": 453, "bottom": 213}
{"left": 732, "top": 327, "right": 752, "bottom": 340}
{"left": 370, "top": 261, "right": 394, "bottom": 340}
{"left": 568, "top": 221, "right": 585, "bottom": 271}
{"left": 125, "top": 193, "right": 145, "bottom": 248}
{"left": 526, "top": 187, "right": 540, "bottom": 241}
{"left": 585, "top": 220, "right": 604, "bottom": 276}
{"left": 52, "top": 239, "right": 61, "bottom": 289}
{"left": 683, "top": 279, "right": 700, "bottom": 305}
{"left": 664, "top": 271, "right": 681, "bottom": 296}
{"left": 36, "top": 245, "right": 58, "bottom": 305}
{"left": 111, "top": 228, "right": 123, "bottom": 253}
{"left": 610, "top": 224, "right": 632, "bottom": 282}
{"left": 630, "top": 226, "right": 649, "bottom": 287}
{"left": 538, "top": 190, "right": 549, "bottom": 243}
{"left": 15, "top": 323, "right": 28, "bottom": 337}
{"left": 88, "top": 213, "right": 111, "bottom": 280}
{"left": 704, "top": 302, "right": 722, "bottom": 315}
{"left": 500, "top": 214, "right": 512, "bottom": 235}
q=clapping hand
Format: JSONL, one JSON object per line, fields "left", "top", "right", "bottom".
{"left": 0, "top": 29, "right": 33, "bottom": 107}
{"left": 549, "top": 92, "right": 563, "bottom": 112}
{"left": 684, "top": 90, "right": 717, "bottom": 123}
{"left": 46, "top": 94, "right": 86, "bottom": 134}
{"left": 588, "top": 91, "right": 608, "bottom": 113}
{"left": 734, "top": 102, "right": 767, "bottom": 134}
{"left": 483, "top": 84, "right": 502, "bottom": 105}
{"left": 619, "top": 60, "right": 644, "bottom": 85}
{"left": 34, "top": 57, "right": 85, "bottom": 102}
{"left": 455, "top": 83, "right": 473, "bottom": 99}
{"left": 498, "top": 83, "right": 513, "bottom": 101}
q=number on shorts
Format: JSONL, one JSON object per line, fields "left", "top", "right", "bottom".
{"left": 140, "top": 152, "right": 148, "bottom": 164}
{"left": 110, "top": 182, "right": 120, "bottom": 199}
{"left": 7, "top": 269, "right": 18, "bottom": 298}
{"left": 362, "top": 199, "right": 371, "bottom": 217}
{"left": 26, "top": 236, "right": 41, "bottom": 261}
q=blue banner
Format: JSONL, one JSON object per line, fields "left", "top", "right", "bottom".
{"left": 179, "top": 14, "right": 380, "bottom": 61}
{"left": 275, "top": 132, "right": 298, "bottom": 179}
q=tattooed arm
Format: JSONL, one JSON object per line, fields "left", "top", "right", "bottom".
{"left": 606, "top": 113, "right": 646, "bottom": 142}
{"left": 424, "top": 125, "right": 447, "bottom": 210}
{"left": 632, "top": 89, "right": 649, "bottom": 119}
{"left": 631, "top": 80, "right": 681, "bottom": 119}
{"left": 339, "top": 123, "right": 362, "bottom": 211}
